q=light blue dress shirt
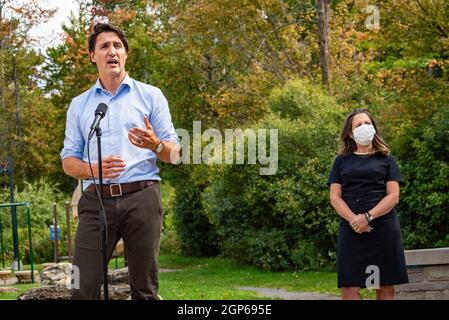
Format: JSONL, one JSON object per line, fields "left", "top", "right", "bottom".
{"left": 60, "top": 74, "right": 179, "bottom": 190}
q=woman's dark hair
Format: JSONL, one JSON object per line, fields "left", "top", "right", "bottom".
{"left": 338, "top": 108, "right": 390, "bottom": 156}
{"left": 88, "top": 23, "right": 129, "bottom": 53}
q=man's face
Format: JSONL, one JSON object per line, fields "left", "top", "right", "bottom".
{"left": 89, "top": 31, "right": 127, "bottom": 79}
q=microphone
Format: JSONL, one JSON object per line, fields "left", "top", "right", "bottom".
{"left": 88, "top": 103, "right": 108, "bottom": 140}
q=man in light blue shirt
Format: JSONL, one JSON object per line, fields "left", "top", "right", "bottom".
{"left": 61, "top": 23, "right": 180, "bottom": 300}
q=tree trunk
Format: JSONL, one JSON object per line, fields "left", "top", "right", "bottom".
{"left": 317, "top": 0, "right": 331, "bottom": 87}
{"left": 12, "top": 56, "right": 27, "bottom": 180}
{"left": 13, "top": 57, "right": 23, "bottom": 138}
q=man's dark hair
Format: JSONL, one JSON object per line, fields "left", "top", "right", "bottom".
{"left": 88, "top": 23, "right": 129, "bottom": 53}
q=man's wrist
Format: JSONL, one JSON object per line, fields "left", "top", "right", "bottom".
{"left": 84, "top": 162, "right": 97, "bottom": 179}
{"left": 152, "top": 140, "right": 164, "bottom": 153}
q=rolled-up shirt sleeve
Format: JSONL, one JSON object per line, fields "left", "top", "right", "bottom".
{"left": 150, "top": 89, "right": 180, "bottom": 144}
{"left": 60, "top": 100, "right": 85, "bottom": 161}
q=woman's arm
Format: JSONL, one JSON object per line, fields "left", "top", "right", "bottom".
{"left": 330, "top": 183, "right": 358, "bottom": 223}
{"left": 366, "top": 181, "right": 400, "bottom": 219}
{"left": 330, "top": 183, "right": 372, "bottom": 233}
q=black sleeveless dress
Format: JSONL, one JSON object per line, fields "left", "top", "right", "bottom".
{"left": 327, "top": 153, "right": 409, "bottom": 288}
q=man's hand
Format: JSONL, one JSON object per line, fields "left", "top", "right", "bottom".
{"left": 62, "top": 156, "right": 126, "bottom": 181}
{"left": 349, "top": 214, "right": 370, "bottom": 234}
{"left": 92, "top": 155, "right": 126, "bottom": 180}
{"left": 128, "top": 115, "right": 161, "bottom": 151}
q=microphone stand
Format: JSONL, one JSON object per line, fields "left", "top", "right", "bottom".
{"left": 96, "top": 127, "right": 109, "bottom": 300}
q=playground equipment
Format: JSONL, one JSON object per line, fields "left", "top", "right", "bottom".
{"left": 0, "top": 202, "right": 35, "bottom": 284}
{"left": 0, "top": 269, "right": 11, "bottom": 285}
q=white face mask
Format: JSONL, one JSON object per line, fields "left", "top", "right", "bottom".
{"left": 352, "top": 124, "right": 376, "bottom": 145}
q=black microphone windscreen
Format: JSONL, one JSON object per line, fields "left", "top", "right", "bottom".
{"left": 95, "top": 103, "right": 108, "bottom": 117}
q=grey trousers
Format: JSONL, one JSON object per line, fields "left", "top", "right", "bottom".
{"left": 71, "top": 182, "right": 163, "bottom": 300}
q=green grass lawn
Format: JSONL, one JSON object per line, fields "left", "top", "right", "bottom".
{"left": 0, "top": 283, "right": 39, "bottom": 300}
{"left": 111, "top": 254, "right": 377, "bottom": 300}
{"left": 0, "top": 253, "right": 377, "bottom": 300}
{"left": 157, "top": 254, "right": 339, "bottom": 300}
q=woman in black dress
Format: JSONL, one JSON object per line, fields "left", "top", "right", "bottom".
{"left": 328, "top": 108, "right": 408, "bottom": 300}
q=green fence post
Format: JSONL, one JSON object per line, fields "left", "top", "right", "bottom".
{"left": 26, "top": 204, "right": 34, "bottom": 284}
{"left": 0, "top": 211, "right": 4, "bottom": 269}
{"left": 16, "top": 207, "right": 21, "bottom": 271}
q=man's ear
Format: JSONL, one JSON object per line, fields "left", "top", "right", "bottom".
{"left": 89, "top": 51, "right": 96, "bottom": 64}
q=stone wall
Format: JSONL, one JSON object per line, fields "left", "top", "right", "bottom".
{"left": 395, "top": 248, "right": 449, "bottom": 300}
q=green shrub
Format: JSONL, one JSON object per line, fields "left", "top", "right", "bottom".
{"left": 160, "top": 229, "right": 182, "bottom": 255}
{"left": 170, "top": 166, "right": 219, "bottom": 257}
{"left": 243, "top": 229, "right": 292, "bottom": 271}
{"left": 0, "top": 178, "right": 71, "bottom": 264}
{"left": 201, "top": 78, "right": 344, "bottom": 270}
{"left": 394, "top": 107, "right": 449, "bottom": 249}
{"left": 290, "top": 239, "right": 336, "bottom": 272}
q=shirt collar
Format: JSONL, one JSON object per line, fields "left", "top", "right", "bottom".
{"left": 93, "top": 73, "right": 134, "bottom": 94}
{"left": 121, "top": 73, "right": 134, "bottom": 90}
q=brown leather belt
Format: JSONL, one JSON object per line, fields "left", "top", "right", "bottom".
{"left": 86, "top": 180, "right": 158, "bottom": 198}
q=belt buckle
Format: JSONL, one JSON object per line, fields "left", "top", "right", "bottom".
{"left": 109, "top": 184, "right": 122, "bottom": 197}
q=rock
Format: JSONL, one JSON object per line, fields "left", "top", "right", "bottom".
{"left": 40, "top": 263, "right": 72, "bottom": 286}
{"left": 40, "top": 263, "right": 131, "bottom": 287}
{"left": 424, "top": 266, "right": 449, "bottom": 282}
{"left": 100, "top": 284, "right": 130, "bottom": 300}
{"left": 106, "top": 266, "right": 179, "bottom": 285}
{"left": 17, "top": 284, "right": 130, "bottom": 300}
{"left": 108, "top": 267, "right": 129, "bottom": 285}
{"left": 18, "top": 285, "right": 71, "bottom": 300}
{"left": 19, "top": 262, "right": 171, "bottom": 299}
{"left": 41, "top": 263, "right": 56, "bottom": 270}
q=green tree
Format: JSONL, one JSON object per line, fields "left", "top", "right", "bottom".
{"left": 0, "top": 0, "right": 59, "bottom": 184}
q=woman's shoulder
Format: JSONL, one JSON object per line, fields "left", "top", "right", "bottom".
{"left": 386, "top": 154, "right": 400, "bottom": 166}
{"left": 372, "top": 153, "right": 401, "bottom": 167}
{"left": 333, "top": 153, "right": 354, "bottom": 163}
{"left": 377, "top": 153, "right": 396, "bottom": 161}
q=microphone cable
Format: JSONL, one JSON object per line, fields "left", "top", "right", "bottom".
{"left": 84, "top": 102, "right": 110, "bottom": 299}
{"left": 86, "top": 136, "right": 109, "bottom": 277}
